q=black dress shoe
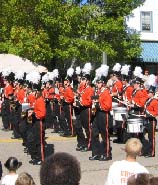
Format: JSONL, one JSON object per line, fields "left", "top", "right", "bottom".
{"left": 33, "top": 160, "right": 42, "bottom": 165}
{"left": 2, "top": 128, "right": 10, "bottom": 131}
{"left": 89, "top": 155, "right": 100, "bottom": 161}
{"left": 99, "top": 155, "right": 112, "bottom": 161}
{"left": 80, "top": 147, "right": 88, "bottom": 152}
{"left": 144, "top": 154, "right": 155, "bottom": 158}
{"left": 29, "top": 159, "right": 35, "bottom": 164}
{"left": 113, "top": 139, "right": 123, "bottom": 144}
{"left": 76, "top": 146, "right": 83, "bottom": 151}
{"left": 11, "top": 136, "right": 21, "bottom": 139}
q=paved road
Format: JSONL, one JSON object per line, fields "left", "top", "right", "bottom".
{"left": 0, "top": 117, "right": 158, "bottom": 185}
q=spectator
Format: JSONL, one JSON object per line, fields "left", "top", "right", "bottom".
{"left": 15, "top": 172, "right": 35, "bottom": 185}
{"left": 127, "top": 173, "right": 156, "bottom": 185}
{"left": 150, "top": 176, "right": 158, "bottom": 185}
{"left": 0, "top": 160, "right": 2, "bottom": 180}
{"left": 40, "top": 152, "right": 81, "bottom": 185}
{"left": 2, "top": 157, "right": 22, "bottom": 185}
{"left": 105, "top": 138, "right": 149, "bottom": 185}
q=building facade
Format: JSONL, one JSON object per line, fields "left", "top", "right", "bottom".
{"left": 127, "top": 0, "right": 158, "bottom": 73}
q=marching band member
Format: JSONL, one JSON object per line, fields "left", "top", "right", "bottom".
{"left": 143, "top": 75, "right": 158, "bottom": 157}
{"left": 75, "top": 63, "right": 94, "bottom": 152}
{"left": 1, "top": 74, "right": 14, "bottom": 131}
{"left": 112, "top": 65, "right": 133, "bottom": 143}
{"left": 60, "top": 68, "right": 74, "bottom": 136}
{"left": 111, "top": 63, "right": 123, "bottom": 100}
{"left": 28, "top": 84, "right": 46, "bottom": 165}
{"left": 111, "top": 64, "right": 123, "bottom": 143}
{"left": 89, "top": 65, "right": 112, "bottom": 161}
{"left": 42, "top": 80, "right": 55, "bottom": 129}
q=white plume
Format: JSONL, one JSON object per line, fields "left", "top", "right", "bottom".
{"left": 99, "top": 64, "right": 109, "bottom": 77}
{"left": 82, "top": 62, "right": 92, "bottom": 74}
{"left": 2, "top": 68, "right": 12, "bottom": 77}
{"left": 121, "top": 65, "right": 130, "bottom": 76}
{"left": 14, "top": 71, "right": 24, "bottom": 80}
{"left": 75, "top": 66, "right": 81, "bottom": 75}
{"left": 133, "top": 66, "right": 143, "bottom": 78}
{"left": 48, "top": 72, "right": 54, "bottom": 81}
{"left": 41, "top": 73, "right": 49, "bottom": 82}
{"left": 147, "top": 74, "right": 156, "bottom": 87}
{"left": 53, "top": 69, "right": 59, "bottom": 78}
{"left": 67, "top": 67, "right": 74, "bottom": 77}
{"left": 94, "top": 64, "right": 109, "bottom": 82}
{"left": 112, "top": 63, "right": 121, "bottom": 72}
{"left": 26, "top": 71, "right": 40, "bottom": 84}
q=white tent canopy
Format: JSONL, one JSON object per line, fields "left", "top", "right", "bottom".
{"left": 0, "top": 54, "right": 48, "bottom": 73}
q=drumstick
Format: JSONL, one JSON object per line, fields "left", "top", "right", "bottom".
{"left": 113, "top": 97, "right": 129, "bottom": 106}
{"left": 129, "top": 113, "right": 145, "bottom": 118}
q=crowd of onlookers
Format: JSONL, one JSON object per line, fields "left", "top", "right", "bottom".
{"left": 0, "top": 138, "right": 158, "bottom": 185}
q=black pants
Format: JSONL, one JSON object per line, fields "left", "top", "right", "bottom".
{"left": 91, "top": 111, "right": 112, "bottom": 157}
{"left": 144, "top": 118, "right": 156, "bottom": 156}
{"left": 1, "top": 99, "right": 10, "bottom": 129}
{"left": 61, "top": 103, "right": 74, "bottom": 135}
{"left": 28, "top": 120, "right": 45, "bottom": 161}
{"left": 75, "top": 107, "right": 87, "bottom": 147}
{"left": 78, "top": 107, "right": 92, "bottom": 149}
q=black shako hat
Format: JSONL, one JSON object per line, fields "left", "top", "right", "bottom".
{"left": 81, "top": 74, "right": 91, "bottom": 81}
{"left": 148, "top": 85, "right": 156, "bottom": 93}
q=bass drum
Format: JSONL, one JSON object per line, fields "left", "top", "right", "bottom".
{"left": 127, "top": 118, "right": 144, "bottom": 133}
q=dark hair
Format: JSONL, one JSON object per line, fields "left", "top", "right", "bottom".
{"left": 4, "top": 157, "right": 22, "bottom": 171}
{"left": 150, "top": 177, "right": 158, "bottom": 185}
{"left": 128, "top": 173, "right": 153, "bottom": 185}
{"left": 40, "top": 152, "right": 81, "bottom": 185}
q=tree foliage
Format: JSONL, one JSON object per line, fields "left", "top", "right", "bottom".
{"left": 0, "top": 0, "right": 144, "bottom": 70}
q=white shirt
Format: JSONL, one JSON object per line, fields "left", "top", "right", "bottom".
{"left": 1, "top": 174, "right": 18, "bottom": 185}
{"left": 105, "top": 160, "right": 149, "bottom": 185}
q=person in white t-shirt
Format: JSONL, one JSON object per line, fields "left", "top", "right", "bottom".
{"left": 105, "top": 138, "right": 149, "bottom": 185}
{"left": 2, "top": 157, "right": 22, "bottom": 185}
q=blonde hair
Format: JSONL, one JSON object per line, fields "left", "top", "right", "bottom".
{"left": 15, "top": 172, "right": 35, "bottom": 185}
{"left": 125, "top": 138, "right": 142, "bottom": 157}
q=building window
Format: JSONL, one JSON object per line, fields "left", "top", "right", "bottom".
{"left": 140, "top": 11, "right": 153, "bottom": 32}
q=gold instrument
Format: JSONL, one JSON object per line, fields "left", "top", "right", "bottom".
{"left": 27, "top": 109, "right": 34, "bottom": 124}
{"left": 91, "top": 95, "right": 99, "bottom": 115}
{"left": 9, "top": 99, "right": 16, "bottom": 111}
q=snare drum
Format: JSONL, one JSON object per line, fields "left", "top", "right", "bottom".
{"left": 22, "top": 103, "right": 30, "bottom": 112}
{"left": 127, "top": 118, "right": 144, "bottom": 133}
{"left": 113, "top": 107, "right": 128, "bottom": 121}
{"left": 110, "top": 102, "right": 119, "bottom": 116}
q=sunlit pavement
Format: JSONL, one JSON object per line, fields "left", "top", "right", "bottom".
{"left": 0, "top": 117, "right": 158, "bottom": 185}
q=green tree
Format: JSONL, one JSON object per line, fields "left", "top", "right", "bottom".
{"left": 0, "top": 0, "right": 144, "bottom": 70}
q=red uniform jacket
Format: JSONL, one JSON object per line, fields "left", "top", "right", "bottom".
{"left": 123, "top": 85, "right": 134, "bottom": 102}
{"left": 48, "top": 87, "right": 55, "bottom": 99}
{"left": 34, "top": 96, "right": 46, "bottom": 119}
{"left": 98, "top": 88, "right": 112, "bottom": 112}
{"left": 112, "top": 80, "right": 123, "bottom": 94}
{"left": 27, "top": 93, "right": 36, "bottom": 108}
{"left": 42, "top": 88, "right": 48, "bottom": 98}
{"left": 4, "top": 84, "right": 14, "bottom": 98}
{"left": 145, "top": 98, "right": 158, "bottom": 117}
{"left": 132, "top": 89, "right": 147, "bottom": 107}
{"left": 63, "top": 86, "right": 74, "bottom": 104}
{"left": 16, "top": 88, "right": 26, "bottom": 104}
{"left": 59, "top": 87, "right": 65, "bottom": 97}
{"left": 80, "top": 86, "right": 94, "bottom": 107}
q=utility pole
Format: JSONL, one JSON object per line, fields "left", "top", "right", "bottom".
{"left": 102, "top": 51, "right": 107, "bottom": 64}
